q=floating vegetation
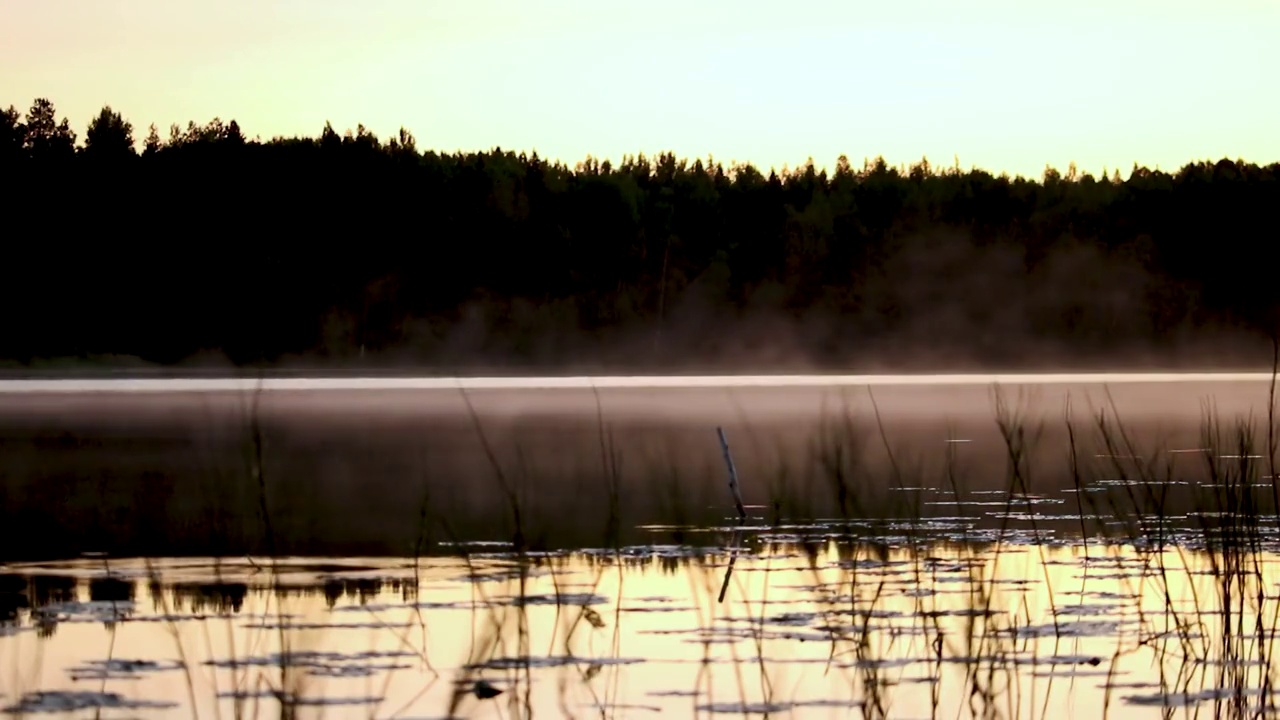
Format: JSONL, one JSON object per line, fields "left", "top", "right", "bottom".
{"left": 7, "top": 387, "right": 1280, "bottom": 720}
{"left": 67, "top": 659, "right": 186, "bottom": 681}
{"left": 205, "top": 650, "right": 418, "bottom": 678}
{"left": 213, "top": 690, "right": 386, "bottom": 706}
{"left": 2, "top": 690, "right": 177, "bottom": 714}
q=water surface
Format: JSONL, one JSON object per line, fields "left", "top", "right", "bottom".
{"left": 2, "top": 531, "right": 1276, "bottom": 719}
{"left": 4, "top": 373, "right": 1280, "bottom": 717}
{"left": 1, "top": 372, "right": 1278, "bottom": 558}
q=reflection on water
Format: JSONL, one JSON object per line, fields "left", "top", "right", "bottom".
{"left": 4, "top": 529, "right": 1280, "bottom": 719}
{"left": 4, "top": 372, "right": 1280, "bottom": 560}
{"left": 4, "top": 374, "right": 1280, "bottom": 716}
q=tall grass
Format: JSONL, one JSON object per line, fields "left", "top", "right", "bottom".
{"left": 6, "top": 375, "right": 1280, "bottom": 718}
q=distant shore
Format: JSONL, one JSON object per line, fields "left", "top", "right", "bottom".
{"left": 0, "top": 370, "right": 1278, "bottom": 398}
{"left": 0, "top": 357, "right": 1274, "bottom": 382}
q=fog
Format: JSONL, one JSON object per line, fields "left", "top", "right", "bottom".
{"left": 1, "top": 371, "right": 1276, "bottom": 557}
{"left": 355, "top": 229, "right": 1273, "bottom": 376}
{"left": 1, "top": 372, "right": 1274, "bottom": 451}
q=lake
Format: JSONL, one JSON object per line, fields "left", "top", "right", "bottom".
{"left": 1, "top": 373, "right": 1279, "bottom": 717}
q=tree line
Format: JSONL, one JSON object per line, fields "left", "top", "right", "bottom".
{"left": 1, "top": 98, "right": 1278, "bottom": 372}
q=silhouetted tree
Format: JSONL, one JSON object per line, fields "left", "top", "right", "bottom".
{"left": 320, "top": 121, "right": 340, "bottom": 151}
{"left": 142, "top": 124, "right": 162, "bottom": 155}
{"left": 22, "top": 98, "right": 75, "bottom": 163}
{"left": 82, "top": 106, "right": 135, "bottom": 161}
{"left": 0, "top": 105, "right": 23, "bottom": 165}
{"left": 1, "top": 95, "right": 1278, "bottom": 371}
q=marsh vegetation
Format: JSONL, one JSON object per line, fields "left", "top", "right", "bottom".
{"left": 4, "top": 376, "right": 1280, "bottom": 718}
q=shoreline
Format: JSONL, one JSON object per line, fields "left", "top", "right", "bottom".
{"left": 0, "top": 370, "right": 1276, "bottom": 394}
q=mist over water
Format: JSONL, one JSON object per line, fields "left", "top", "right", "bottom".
{"left": 0, "top": 370, "right": 1275, "bottom": 556}
{"left": 4, "top": 374, "right": 1280, "bottom": 718}
{"left": 0, "top": 370, "right": 1276, "bottom": 393}
{"left": 5, "top": 18, "right": 1279, "bottom": 716}
{"left": 0, "top": 372, "right": 1273, "bottom": 428}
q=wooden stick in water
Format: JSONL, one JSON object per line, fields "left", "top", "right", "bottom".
{"left": 717, "top": 426, "right": 748, "bottom": 520}
{"left": 717, "top": 427, "right": 747, "bottom": 603}
{"left": 717, "top": 527, "right": 744, "bottom": 603}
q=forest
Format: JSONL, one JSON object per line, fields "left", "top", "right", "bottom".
{"left": 1, "top": 98, "right": 1278, "bottom": 373}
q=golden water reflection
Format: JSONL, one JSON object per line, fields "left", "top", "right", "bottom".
{"left": 1, "top": 542, "right": 1278, "bottom": 718}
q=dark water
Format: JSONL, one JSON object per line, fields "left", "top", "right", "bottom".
{"left": 3, "top": 375, "right": 1280, "bottom": 717}
{"left": 0, "top": 373, "right": 1276, "bottom": 558}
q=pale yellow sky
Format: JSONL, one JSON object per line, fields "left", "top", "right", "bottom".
{"left": 3, "top": 0, "right": 1277, "bottom": 177}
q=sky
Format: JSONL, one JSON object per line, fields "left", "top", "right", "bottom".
{"left": 3, "top": 0, "right": 1277, "bottom": 178}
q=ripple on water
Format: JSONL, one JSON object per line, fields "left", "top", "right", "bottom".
{"left": 1, "top": 530, "right": 1277, "bottom": 719}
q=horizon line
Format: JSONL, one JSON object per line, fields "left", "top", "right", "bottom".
{"left": 11, "top": 99, "right": 1280, "bottom": 180}
{"left": 0, "top": 372, "right": 1277, "bottom": 394}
